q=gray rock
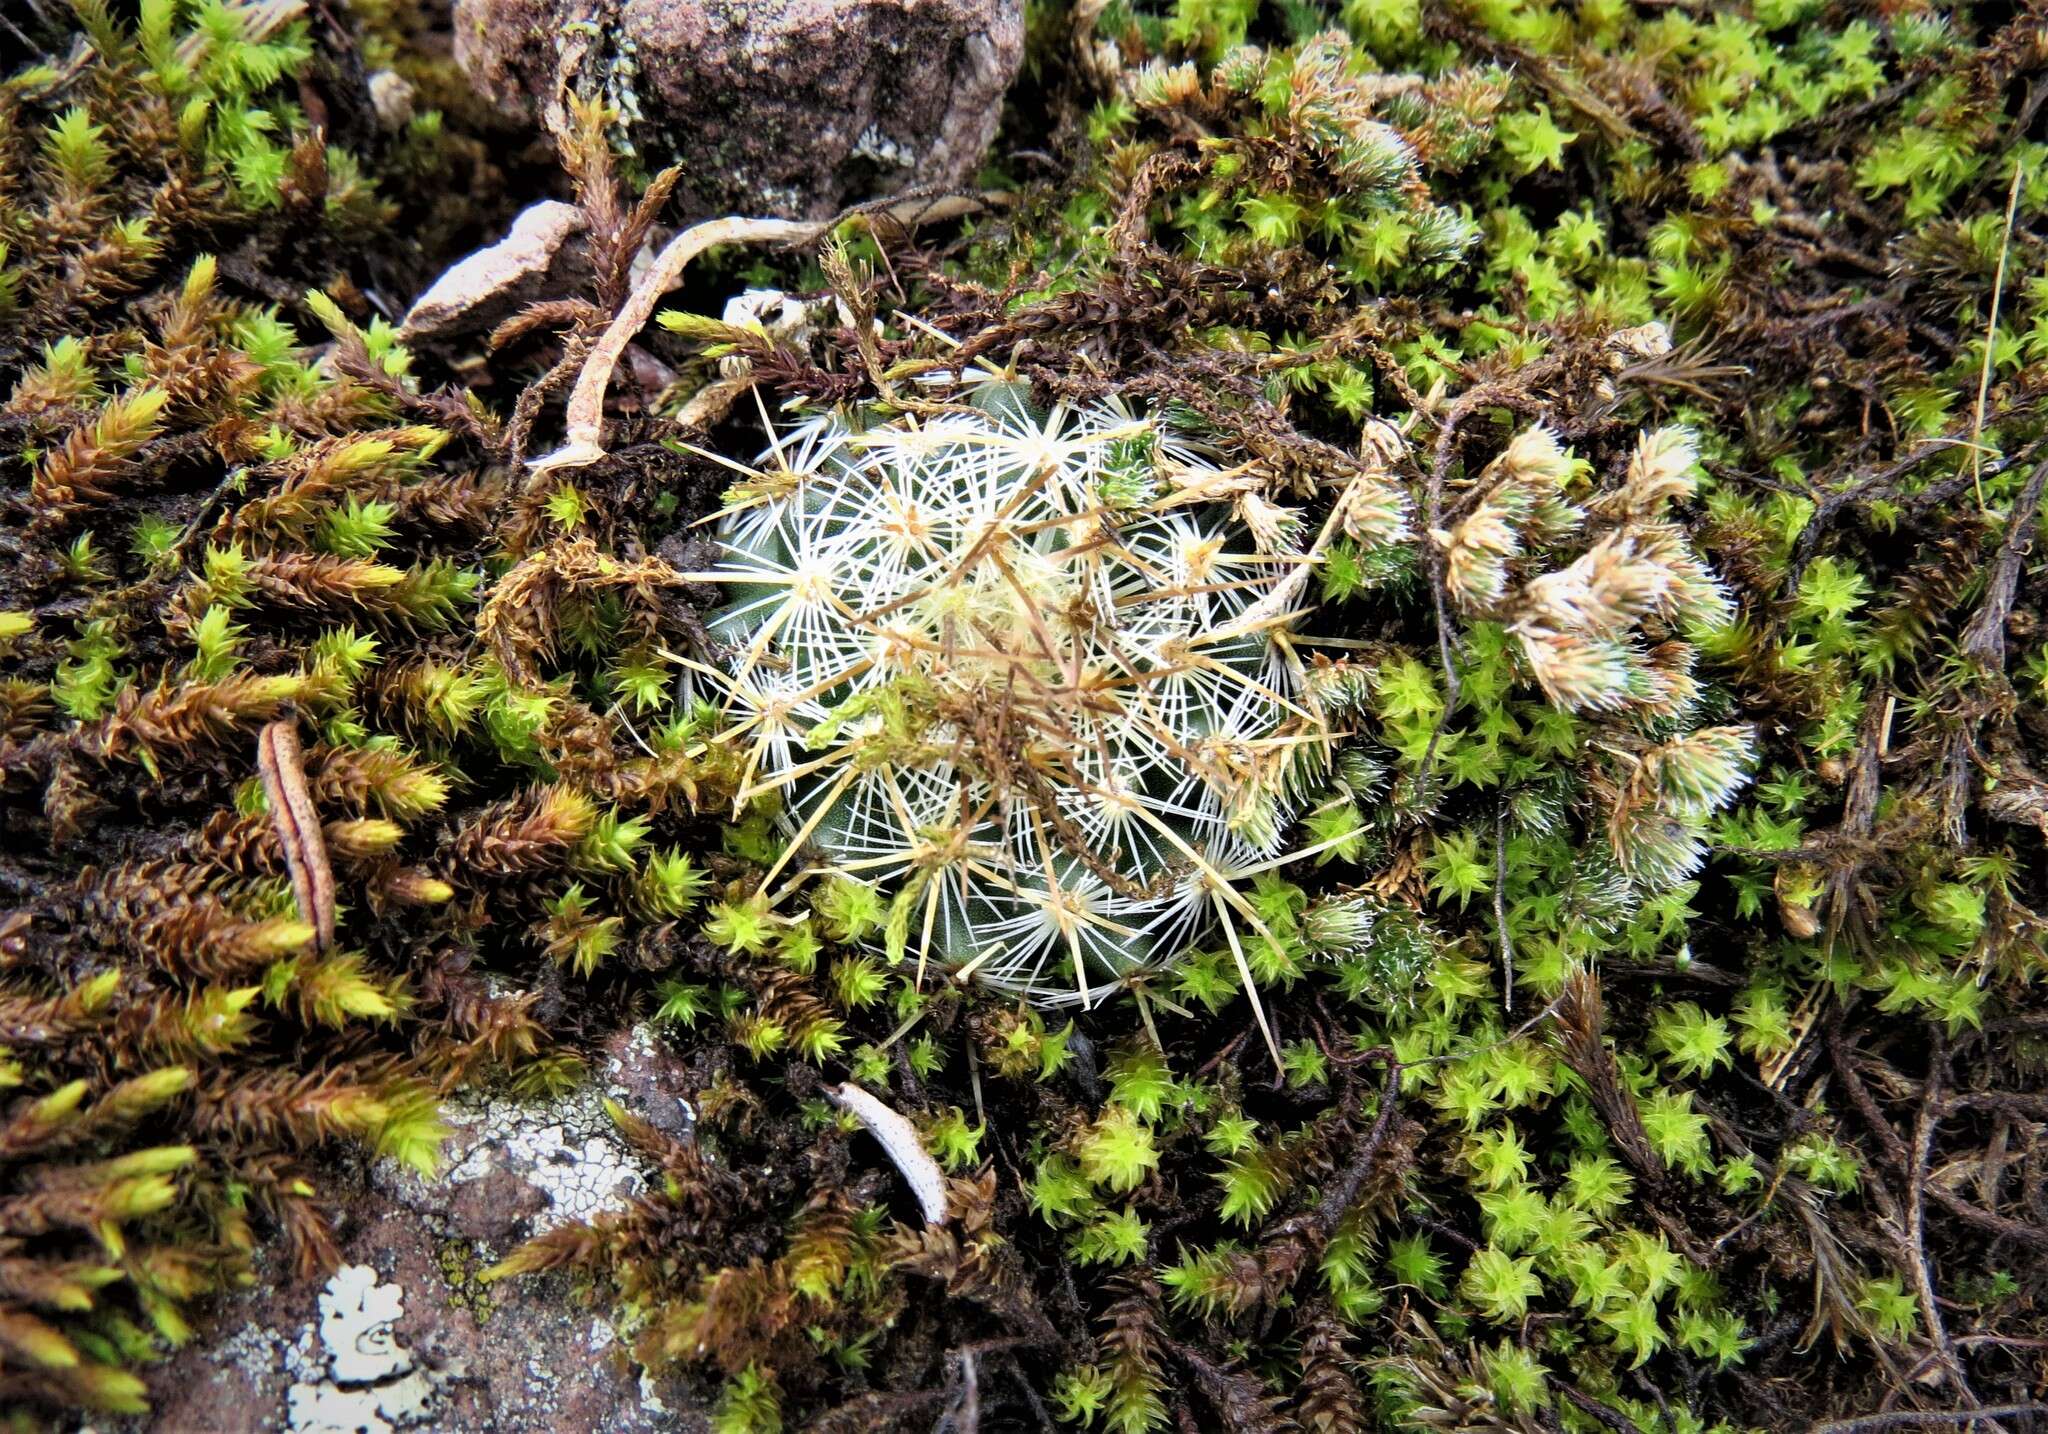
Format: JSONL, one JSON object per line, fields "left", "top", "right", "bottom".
{"left": 367, "top": 69, "right": 418, "bottom": 132}
{"left": 137, "top": 1021, "right": 706, "bottom": 1431}
{"left": 400, "top": 199, "right": 589, "bottom": 342}
{"left": 452, "top": 0, "right": 1023, "bottom": 218}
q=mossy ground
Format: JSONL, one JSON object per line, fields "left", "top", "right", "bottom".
{"left": 4, "top": 1, "right": 2048, "bottom": 1431}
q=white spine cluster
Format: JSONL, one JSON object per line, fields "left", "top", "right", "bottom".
{"left": 703, "top": 381, "right": 1320, "bottom": 1006}
{"left": 1438, "top": 420, "right": 1755, "bottom": 888}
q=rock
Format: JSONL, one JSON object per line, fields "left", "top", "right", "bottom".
{"left": 600, "top": 1022, "right": 698, "bottom": 1140}
{"left": 400, "top": 200, "right": 588, "bottom": 342}
{"left": 445, "top": 1162, "right": 550, "bottom": 1241}
{"left": 367, "top": 70, "right": 418, "bottom": 132}
{"left": 427, "top": 1087, "right": 650, "bottom": 1235}
{"left": 137, "top": 1028, "right": 710, "bottom": 1431}
{"left": 142, "top": 1159, "right": 686, "bottom": 1432}
{"left": 452, "top": 0, "right": 1024, "bottom": 219}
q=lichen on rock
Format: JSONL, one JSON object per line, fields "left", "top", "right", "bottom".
{"left": 439, "top": 1086, "right": 651, "bottom": 1232}
{"left": 453, "top": 0, "right": 1024, "bottom": 217}
{"left": 284, "top": 1265, "right": 449, "bottom": 1434}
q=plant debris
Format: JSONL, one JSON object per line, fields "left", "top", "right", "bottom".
{"left": 5, "top": 1, "right": 2048, "bottom": 1431}
{"left": 258, "top": 717, "right": 336, "bottom": 951}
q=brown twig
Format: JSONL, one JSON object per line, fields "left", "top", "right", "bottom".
{"left": 1947, "top": 1090, "right": 2048, "bottom": 1121}
{"left": 1923, "top": 1184, "right": 2048, "bottom": 1253}
{"left": 1311, "top": 1049, "right": 1402, "bottom": 1233}
{"left": 1779, "top": 421, "right": 2048, "bottom": 600}
{"left": 1827, "top": 1016, "right": 1910, "bottom": 1171}
{"left": 1812, "top": 1403, "right": 2048, "bottom": 1434}
{"left": 1959, "top": 454, "right": 2048, "bottom": 665}
{"left": 534, "top": 192, "right": 998, "bottom": 476}
{"left": 1558, "top": 1383, "right": 1648, "bottom": 1434}
{"left": 1902, "top": 1033, "right": 1979, "bottom": 1410}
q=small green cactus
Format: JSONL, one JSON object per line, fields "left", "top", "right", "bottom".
{"left": 703, "top": 378, "right": 1329, "bottom": 1006}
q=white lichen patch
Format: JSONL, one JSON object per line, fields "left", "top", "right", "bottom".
{"left": 320, "top": 1264, "right": 409, "bottom": 1383}
{"left": 852, "top": 123, "right": 916, "bottom": 167}
{"left": 285, "top": 1265, "right": 447, "bottom": 1434}
{"left": 439, "top": 1080, "right": 649, "bottom": 1232}
{"left": 287, "top": 1372, "right": 440, "bottom": 1434}
{"left": 638, "top": 1368, "right": 673, "bottom": 1418}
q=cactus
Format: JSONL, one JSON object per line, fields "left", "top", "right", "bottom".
{"left": 704, "top": 379, "right": 1328, "bottom": 1006}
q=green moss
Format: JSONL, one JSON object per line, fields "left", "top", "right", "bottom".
{"left": 437, "top": 1239, "right": 500, "bottom": 1325}
{"left": 6, "top": 0, "right": 2048, "bottom": 1427}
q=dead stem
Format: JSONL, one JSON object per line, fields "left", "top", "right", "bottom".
{"left": 1812, "top": 1403, "right": 2048, "bottom": 1434}
{"left": 533, "top": 193, "right": 999, "bottom": 476}
{"left": 256, "top": 717, "right": 334, "bottom": 951}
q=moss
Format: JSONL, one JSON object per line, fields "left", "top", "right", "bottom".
{"left": 4, "top": 0, "right": 2048, "bottom": 1429}
{"left": 437, "top": 1239, "right": 499, "bottom": 1325}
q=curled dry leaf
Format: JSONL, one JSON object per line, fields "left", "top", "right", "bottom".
{"left": 257, "top": 718, "right": 336, "bottom": 951}
{"left": 826, "top": 1082, "right": 949, "bottom": 1227}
